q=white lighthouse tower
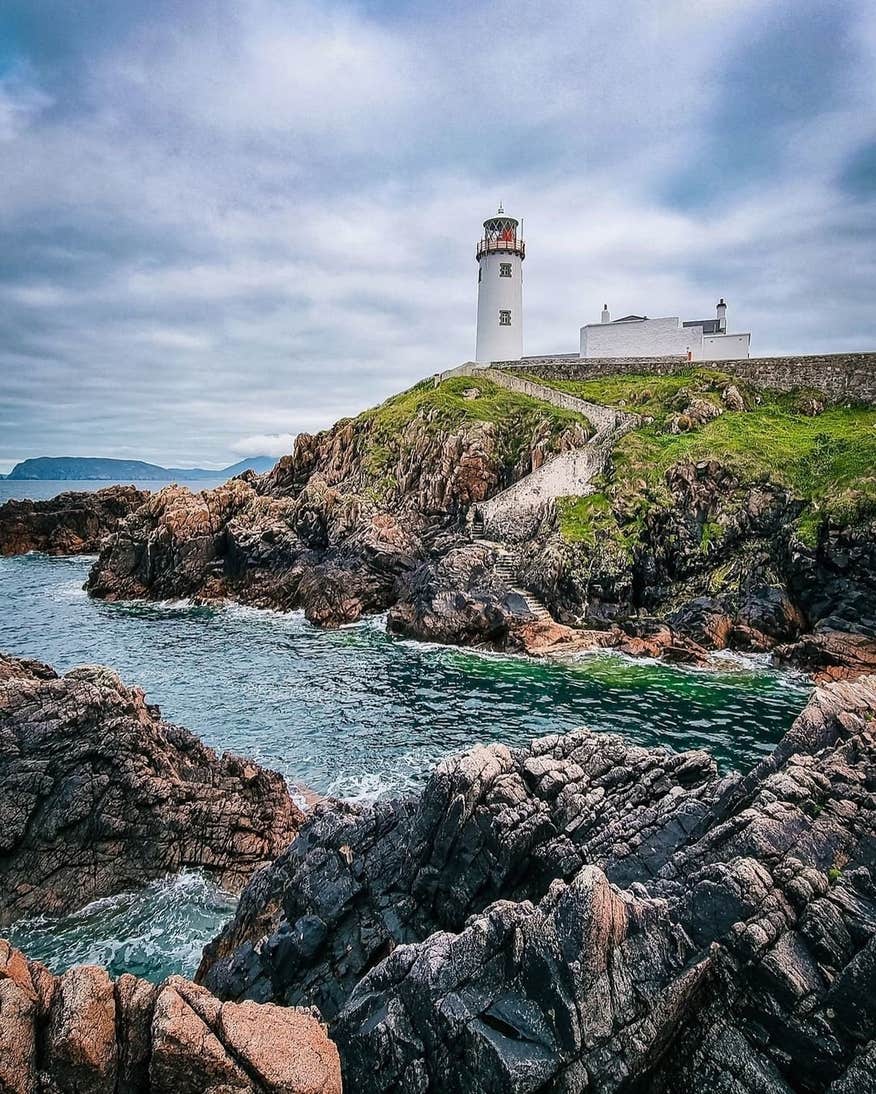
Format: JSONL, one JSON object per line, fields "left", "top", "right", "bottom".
{"left": 475, "top": 205, "right": 524, "bottom": 364}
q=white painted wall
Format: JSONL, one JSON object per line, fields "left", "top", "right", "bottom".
{"left": 476, "top": 250, "right": 523, "bottom": 363}
{"left": 581, "top": 316, "right": 698, "bottom": 359}
{"left": 702, "top": 333, "right": 751, "bottom": 360}
{"left": 580, "top": 316, "right": 751, "bottom": 361}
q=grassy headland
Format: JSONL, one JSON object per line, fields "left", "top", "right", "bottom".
{"left": 355, "top": 374, "right": 593, "bottom": 483}
{"left": 538, "top": 368, "right": 876, "bottom": 547}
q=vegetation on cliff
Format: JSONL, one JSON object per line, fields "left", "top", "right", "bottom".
{"left": 355, "top": 373, "right": 591, "bottom": 496}
{"left": 540, "top": 368, "right": 876, "bottom": 547}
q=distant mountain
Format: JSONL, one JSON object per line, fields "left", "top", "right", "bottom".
{"left": 3, "top": 455, "right": 277, "bottom": 481}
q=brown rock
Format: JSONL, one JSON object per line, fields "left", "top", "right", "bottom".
{"left": 775, "top": 628, "right": 876, "bottom": 681}
{"left": 0, "top": 941, "right": 38, "bottom": 1094}
{"left": 511, "top": 619, "right": 616, "bottom": 657}
{"left": 45, "top": 965, "right": 117, "bottom": 1093}
{"left": 115, "top": 974, "right": 159, "bottom": 1094}
{"left": 0, "top": 654, "right": 301, "bottom": 925}
{"left": 0, "top": 486, "right": 148, "bottom": 556}
{"left": 218, "top": 1000, "right": 342, "bottom": 1094}
{"left": 0, "top": 942, "right": 343, "bottom": 1094}
{"left": 150, "top": 980, "right": 251, "bottom": 1092}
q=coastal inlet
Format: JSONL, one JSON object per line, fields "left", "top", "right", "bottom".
{"left": 1, "top": 552, "right": 810, "bottom": 978}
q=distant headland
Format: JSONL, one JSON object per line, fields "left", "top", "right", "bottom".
{"left": 1, "top": 455, "right": 276, "bottom": 481}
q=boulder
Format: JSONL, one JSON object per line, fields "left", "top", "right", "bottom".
{"left": 0, "top": 486, "right": 148, "bottom": 556}
{"left": 667, "top": 596, "right": 735, "bottom": 649}
{"left": 775, "top": 626, "right": 876, "bottom": 682}
{"left": 0, "top": 941, "right": 341, "bottom": 1093}
{"left": 738, "top": 584, "right": 805, "bottom": 642}
{"left": 0, "top": 654, "right": 301, "bottom": 925}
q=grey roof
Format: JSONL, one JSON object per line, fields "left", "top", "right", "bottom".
{"left": 612, "top": 314, "right": 648, "bottom": 323}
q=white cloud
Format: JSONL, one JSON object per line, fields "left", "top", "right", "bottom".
{"left": 231, "top": 433, "right": 297, "bottom": 457}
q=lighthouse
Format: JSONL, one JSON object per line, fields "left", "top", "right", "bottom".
{"left": 475, "top": 205, "right": 524, "bottom": 363}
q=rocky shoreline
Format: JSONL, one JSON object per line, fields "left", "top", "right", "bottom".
{"left": 198, "top": 674, "right": 876, "bottom": 1092}
{"left": 0, "top": 485, "right": 148, "bottom": 556}
{"left": 0, "top": 654, "right": 301, "bottom": 926}
{"left": 2, "top": 368, "right": 874, "bottom": 682}
{"left": 1, "top": 648, "right": 874, "bottom": 1090}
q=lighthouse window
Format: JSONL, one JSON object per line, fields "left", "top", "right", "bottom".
{"left": 478, "top": 268, "right": 482, "bottom": 282}
{"left": 499, "top": 263, "right": 512, "bottom": 278}
{"left": 499, "top": 309, "right": 511, "bottom": 326}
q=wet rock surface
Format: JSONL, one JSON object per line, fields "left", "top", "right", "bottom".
{"left": 0, "top": 486, "right": 148, "bottom": 556}
{"left": 0, "top": 654, "right": 302, "bottom": 926}
{"left": 199, "top": 676, "right": 876, "bottom": 1093}
{"left": 0, "top": 939, "right": 341, "bottom": 1093}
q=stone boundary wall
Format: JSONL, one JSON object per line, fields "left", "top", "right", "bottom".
{"left": 480, "top": 368, "right": 623, "bottom": 433}
{"left": 494, "top": 352, "right": 876, "bottom": 404}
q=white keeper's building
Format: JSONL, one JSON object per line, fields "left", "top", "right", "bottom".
{"left": 580, "top": 302, "right": 751, "bottom": 361}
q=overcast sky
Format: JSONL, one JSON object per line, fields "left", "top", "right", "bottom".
{"left": 1, "top": 0, "right": 874, "bottom": 472}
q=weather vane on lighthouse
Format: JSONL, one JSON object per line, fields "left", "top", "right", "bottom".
{"left": 475, "top": 206, "right": 525, "bottom": 364}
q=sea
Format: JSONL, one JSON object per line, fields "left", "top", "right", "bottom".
{"left": 0, "top": 480, "right": 811, "bottom": 981}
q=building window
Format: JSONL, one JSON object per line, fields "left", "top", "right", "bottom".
{"left": 499, "top": 263, "right": 512, "bottom": 278}
{"left": 478, "top": 267, "right": 482, "bottom": 282}
{"left": 499, "top": 309, "right": 511, "bottom": 326}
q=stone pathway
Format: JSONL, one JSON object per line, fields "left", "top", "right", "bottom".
{"left": 458, "top": 364, "right": 637, "bottom": 542}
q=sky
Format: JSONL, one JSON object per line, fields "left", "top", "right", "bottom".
{"left": 1, "top": 0, "right": 874, "bottom": 473}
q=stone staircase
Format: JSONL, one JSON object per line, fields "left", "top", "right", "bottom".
{"left": 478, "top": 538, "right": 553, "bottom": 622}
{"left": 437, "top": 360, "right": 638, "bottom": 621}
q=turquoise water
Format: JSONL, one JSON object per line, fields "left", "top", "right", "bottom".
{"left": 1, "top": 553, "right": 811, "bottom": 980}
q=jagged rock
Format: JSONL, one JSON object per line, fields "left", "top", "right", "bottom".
{"left": 0, "top": 486, "right": 148, "bottom": 556}
{"left": 0, "top": 941, "right": 341, "bottom": 1093}
{"left": 668, "top": 596, "right": 735, "bottom": 649}
{"left": 388, "top": 542, "right": 529, "bottom": 647}
{"left": 722, "top": 383, "right": 745, "bottom": 411}
{"left": 668, "top": 397, "right": 723, "bottom": 433}
{"left": 774, "top": 625, "right": 876, "bottom": 681}
{"left": 199, "top": 677, "right": 876, "bottom": 1092}
{"left": 199, "top": 726, "right": 721, "bottom": 1016}
{"left": 0, "top": 654, "right": 301, "bottom": 925}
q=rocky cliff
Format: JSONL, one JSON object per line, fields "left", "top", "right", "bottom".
{"left": 86, "top": 376, "right": 590, "bottom": 625}
{"left": 82, "top": 367, "right": 875, "bottom": 676}
{"left": 0, "top": 485, "right": 148, "bottom": 555}
{"left": 0, "top": 654, "right": 301, "bottom": 926}
{"left": 198, "top": 675, "right": 876, "bottom": 1092}
{"left": 391, "top": 369, "right": 876, "bottom": 678}
{"left": 0, "top": 939, "right": 340, "bottom": 1093}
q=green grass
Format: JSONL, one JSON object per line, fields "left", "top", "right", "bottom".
{"left": 528, "top": 369, "right": 876, "bottom": 545}
{"left": 556, "top": 490, "right": 638, "bottom": 561}
{"left": 353, "top": 375, "right": 592, "bottom": 489}
{"left": 543, "top": 368, "right": 738, "bottom": 425}
{"left": 360, "top": 374, "right": 589, "bottom": 433}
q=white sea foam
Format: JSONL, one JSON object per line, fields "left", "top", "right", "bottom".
{"left": 7, "top": 872, "right": 236, "bottom": 981}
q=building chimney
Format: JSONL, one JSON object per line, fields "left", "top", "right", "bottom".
{"left": 716, "top": 298, "right": 727, "bottom": 332}
{"left": 601, "top": 304, "right": 610, "bottom": 324}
